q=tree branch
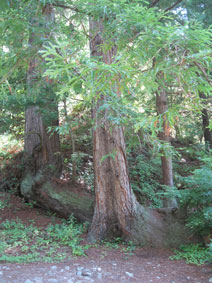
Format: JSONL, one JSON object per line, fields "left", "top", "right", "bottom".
{"left": 194, "top": 62, "right": 212, "bottom": 87}
{"left": 164, "top": 0, "right": 183, "bottom": 13}
{"left": 149, "top": 0, "right": 161, "bottom": 8}
{"left": 52, "top": 2, "right": 80, "bottom": 13}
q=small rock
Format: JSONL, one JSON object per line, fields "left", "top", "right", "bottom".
{"left": 126, "top": 272, "right": 134, "bottom": 278}
{"left": 47, "top": 279, "right": 58, "bottom": 283}
{"left": 82, "top": 269, "right": 92, "bottom": 277}
{"left": 157, "top": 264, "right": 160, "bottom": 267}
{"left": 209, "top": 278, "right": 212, "bottom": 282}
{"left": 156, "top": 276, "right": 160, "bottom": 279}
{"left": 65, "top": 266, "right": 70, "bottom": 271}
{"left": 112, "top": 262, "right": 117, "bottom": 266}
{"left": 186, "top": 277, "right": 190, "bottom": 280}
{"left": 97, "top": 267, "right": 101, "bottom": 271}
{"left": 60, "top": 269, "right": 64, "bottom": 273}
{"left": 97, "top": 273, "right": 102, "bottom": 280}
{"left": 17, "top": 266, "right": 21, "bottom": 268}
{"left": 147, "top": 262, "right": 152, "bottom": 265}
{"left": 24, "top": 280, "right": 33, "bottom": 283}
{"left": 0, "top": 271, "right": 3, "bottom": 275}
{"left": 51, "top": 266, "right": 57, "bottom": 270}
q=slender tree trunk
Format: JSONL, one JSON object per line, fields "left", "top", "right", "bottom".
{"left": 156, "top": 90, "right": 173, "bottom": 187}
{"left": 63, "top": 98, "right": 77, "bottom": 181}
{"left": 156, "top": 73, "right": 177, "bottom": 207}
{"left": 199, "top": 92, "right": 212, "bottom": 151}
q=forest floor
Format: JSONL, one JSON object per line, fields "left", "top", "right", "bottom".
{"left": 0, "top": 193, "right": 211, "bottom": 283}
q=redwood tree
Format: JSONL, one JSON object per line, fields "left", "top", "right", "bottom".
{"left": 21, "top": 4, "right": 62, "bottom": 197}
{"left": 87, "top": 17, "right": 188, "bottom": 246}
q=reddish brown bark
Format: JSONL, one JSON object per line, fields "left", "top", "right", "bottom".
{"left": 156, "top": 90, "right": 173, "bottom": 187}
{"left": 87, "top": 19, "right": 187, "bottom": 246}
{"left": 88, "top": 18, "right": 138, "bottom": 242}
{"left": 156, "top": 84, "right": 178, "bottom": 207}
{"left": 24, "top": 4, "right": 61, "bottom": 176}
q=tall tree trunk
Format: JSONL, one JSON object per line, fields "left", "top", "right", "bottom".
{"left": 21, "top": 4, "right": 62, "bottom": 197}
{"left": 156, "top": 91, "right": 173, "bottom": 186}
{"left": 88, "top": 18, "right": 136, "bottom": 241}
{"left": 199, "top": 92, "right": 212, "bottom": 151}
{"left": 87, "top": 18, "right": 188, "bottom": 247}
{"left": 156, "top": 74, "right": 177, "bottom": 207}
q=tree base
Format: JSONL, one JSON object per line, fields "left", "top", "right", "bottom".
{"left": 88, "top": 204, "right": 196, "bottom": 248}
{"left": 19, "top": 173, "right": 197, "bottom": 248}
{"left": 20, "top": 173, "right": 94, "bottom": 222}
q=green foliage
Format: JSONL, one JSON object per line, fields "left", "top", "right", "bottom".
{"left": 128, "top": 153, "right": 163, "bottom": 207}
{"left": 178, "top": 156, "right": 212, "bottom": 236}
{"left": 100, "top": 238, "right": 136, "bottom": 256}
{"left": 0, "top": 196, "right": 10, "bottom": 210}
{"left": 0, "top": 217, "right": 88, "bottom": 263}
{"left": 170, "top": 244, "right": 210, "bottom": 265}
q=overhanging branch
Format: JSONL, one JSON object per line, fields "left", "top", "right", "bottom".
{"left": 164, "top": 0, "right": 183, "bottom": 13}
{"left": 194, "top": 62, "right": 212, "bottom": 88}
{"left": 149, "top": 0, "right": 161, "bottom": 8}
{"left": 52, "top": 2, "right": 80, "bottom": 13}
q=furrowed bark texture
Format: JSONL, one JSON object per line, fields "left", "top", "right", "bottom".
{"left": 24, "top": 4, "right": 61, "bottom": 176}
{"left": 88, "top": 18, "right": 136, "bottom": 241}
{"left": 21, "top": 4, "right": 62, "bottom": 201}
{"left": 87, "top": 18, "right": 188, "bottom": 247}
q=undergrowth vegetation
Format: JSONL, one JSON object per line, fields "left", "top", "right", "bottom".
{"left": 170, "top": 244, "right": 211, "bottom": 265}
{"left": 0, "top": 217, "right": 88, "bottom": 263}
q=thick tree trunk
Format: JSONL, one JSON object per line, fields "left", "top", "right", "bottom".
{"left": 24, "top": 4, "right": 61, "bottom": 176}
{"left": 199, "top": 92, "right": 212, "bottom": 151}
{"left": 21, "top": 175, "right": 94, "bottom": 222}
{"left": 88, "top": 18, "right": 134, "bottom": 241}
{"left": 24, "top": 105, "right": 61, "bottom": 175}
{"left": 87, "top": 18, "right": 187, "bottom": 247}
{"left": 21, "top": 4, "right": 62, "bottom": 199}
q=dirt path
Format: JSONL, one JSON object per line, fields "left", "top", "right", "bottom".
{"left": 0, "top": 193, "right": 211, "bottom": 283}
{"left": 0, "top": 250, "right": 211, "bottom": 283}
